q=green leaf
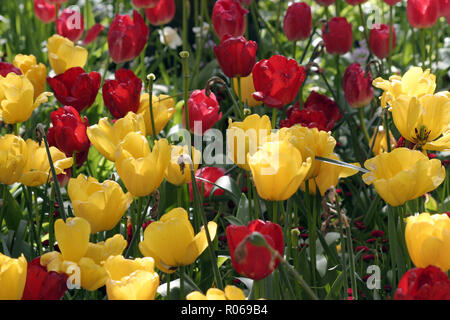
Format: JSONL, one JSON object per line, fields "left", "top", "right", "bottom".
{"left": 3, "top": 186, "right": 22, "bottom": 231}
{"left": 325, "top": 271, "right": 344, "bottom": 300}
{"left": 236, "top": 194, "right": 250, "bottom": 225}
{"left": 224, "top": 215, "right": 244, "bottom": 226}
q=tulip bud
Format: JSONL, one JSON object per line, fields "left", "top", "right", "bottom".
{"left": 145, "top": 0, "right": 176, "bottom": 26}
{"left": 342, "top": 63, "right": 374, "bottom": 108}
{"left": 189, "top": 167, "right": 227, "bottom": 199}
{"left": 33, "top": 0, "right": 56, "bottom": 23}
{"left": 184, "top": 89, "right": 222, "bottom": 135}
{"left": 369, "top": 24, "right": 396, "bottom": 59}
{"left": 0, "top": 134, "right": 28, "bottom": 185}
{"left": 407, "top": 0, "right": 439, "bottom": 29}
{"left": 212, "top": 0, "right": 249, "bottom": 39}
{"left": 55, "top": 217, "right": 91, "bottom": 262}
{"left": 82, "top": 23, "right": 104, "bottom": 45}
{"left": 232, "top": 73, "right": 262, "bottom": 107}
{"left": 213, "top": 35, "right": 257, "bottom": 78}
{"left": 132, "top": 0, "right": 159, "bottom": 8}
{"left": 322, "top": 17, "right": 353, "bottom": 55}
{"left": 56, "top": 8, "right": 85, "bottom": 42}
{"left": 283, "top": 2, "right": 312, "bottom": 41}
{"left": 438, "top": 0, "right": 450, "bottom": 17}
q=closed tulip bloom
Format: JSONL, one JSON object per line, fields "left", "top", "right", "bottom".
{"left": 405, "top": 213, "right": 450, "bottom": 272}
{"left": 283, "top": 2, "right": 312, "bottom": 41}
{"left": 0, "top": 73, "right": 52, "bottom": 124}
{"left": 369, "top": 24, "right": 396, "bottom": 59}
{"left": 395, "top": 266, "right": 450, "bottom": 300}
{"left": 104, "top": 255, "right": 160, "bottom": 300}
{"left": 76, "top": 257, "right": 109, "bottom": 291}
{"left": 373, "top": 67, "right": 436, "bottom": 108}
{"left": 56, "top": 8, "right": 84, "bottom": 42}
{"left": 19, "top": 139, "right": 73, "bottom": 187}
{"left": 108, "top": 10, "right": 149, "bottom": 63}
{"left": 133, "top": 0, "right": 159, "bottom": 8}
{"left": 362, "top": 148, "right": 446, "bottom": 206}
{"left": 87, "top": 112, "right": 146, "bottom": 161}
{"left": 139, "top": 208, "right": 218, "bottom": 273}
{"left": 165, "top": 145, "right": 201, "bottom": 186}
{"left": 369, "top": 126, "right": 397, "bottom": 155}
{"left": 232, "top": 73, "right": 262, "bottom": 107}
{"left": 252, "top": 55, "right": 306, "bottom": 109}
{"left": 115, "top": 133, "right": 170, "bottom": 197}
{"left": 22, "top": 257, "right": 68, "bottom": 300}
{"left": 84, "top": 235, "right": 128, "bottom": 265}
{"left": 185, "top": 89, "right": 222, "bottom": 135}
{"left": 0, "top": 61, "right": 21, "bottom": 77}
{"left": 214, "top": 35, "right": 257, "bottom": 78}
{"left": 226, "top": 114, "right": 271, "bottom": 171}
{"left": 13, "top": 54, "right": 47, "bottom": 99}
{"left": 438, "top": 0, "right": 450, "bottom": 17}
{"left": 0, "top": 134, "right": 28, "bottom": 185}
{"left": 322, "top": 17, "right": 353, "bottom": 55}
{"left": 190, "top": 167, "right": 227, "bottom": 199}
{"left": 248, "top": 140, "right": 312, "bottom": 201}
{"left": 390, "top": 92, "right": 450, "bottom": 151}
{"left": 68, "top": 174, "right": 133, "bottom": 234}
{"left": 47, "top": 67, "right": 101, "bottom": 112}
{"left": 47, "top": 34, "right": 88, "bottom": 75}
{"left": 145, "top": 0, "right": 176, "bottom": 26}
{"left": 407, "top": 0, "right": 439, "bottom": 28}
{"left": 187, "top": 285, "right": 246, "bottom": 300}
{"left": 34, "top": 0, "right": 56, "bottom": 23}
{"left": 103, "top": 69, "right": 142, "bottom": 119}
{"left": 137, "top": 93, "right": 175, "bottom": 136}
{"left": 343, "top": 63, "right": 374, "bottom": 108}
{"left": 212, "top": 0, "right": 249, "bottom": 39}
{"left": 55, "top": 217, "right": 91, "bottom": 262}
{"left": 47, "top": 106, "right": 90, "bottom": 166}
{"left": 226, "top": 220, "right": 283, "bottom": 280}
{"left": 82, "top": 23, "right": 104, "bottom": 45}
{"left": 316, "top": 0, "right": 336, "bottom": 6}
{"left": 0, "top": 253, "right": 27, "bottom": 300}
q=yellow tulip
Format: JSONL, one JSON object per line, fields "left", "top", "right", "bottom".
{"left": 0, "top": 73, "right": 52, "bottom": 124}
{"left": 139, "top": 207, "right": 217, "bottom": 273}
{"left": 405, "top": 212, "right": 450, "bottom": 272}
{"left": 0, "top": 134, "right": 28, "bottom": 185}
{"left": 369, "top": 126, "right": 397, "bottom": 155}
{"left": 0, "top": 253, "right": 27, "bottom": 300}
{"left": 77, "top": 257, "right": 109, "bottom": 291}
{"left": 68, "top": 174, "right": 133, "bottom": 233}
{"left": 86, "top": 112, "right": 146, "bottom": 162}
{"left": 40, "top": 251, "right": 65, "bottom": 273}
{"left": 227, "top": 114, "right": 272, "bottom": 171}
{"left": 19, "top": 139, "right": 73, "bottom": 187}
{"left": 362, "top": 148, "right": 445, "bottom": 206}
{"left": 115, "top": 133, "right": 170, "bottom": 197}
{"left": 84, "top": 234, "right": 128, "bottom": 265}
{"left": 104, "top": 255, "right": 160, "bottom": 300}
{"left": 13, "top": 54, "right": 47, "bottom": 98}
{"left": 373, "top": 67, "right": 436, "bottom": 108}
{"left": 248, "top": 140, "right": 312, "bottom": 201}
{"left": 232, "top": 73, "right": 262, "bottom": 107}
{"left": 186, "top": 285, "right": 246, "bottom": 300}
{"left": 165, "top": 144, "right": 201, "bottom": 186}
{"left": 55, "top": 217, "right": 91, "bottom": 262}
{"left": 47, "top": 34, "right": 88, "bottom": 75}
{"left": 137, "top": 93, "right": 175, "bottom": 136}
{"left": 390, "top": 92, "right": 450, "bottom": 151}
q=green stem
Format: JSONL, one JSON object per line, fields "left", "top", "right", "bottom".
{"left": 358, "top": 4, "right": 371, "bottom": 56}
{"left": 383, "top": 110, "right": 392, "bottom": 152}
{"left": 420, "top": 28, "right": 426, "bottom": 68}
{"left": 166, "top": 274, "right": 171, "bottom": 300}
{"left": 335, "top": 193, "right": 349, "bottom": 298}
{"left": 179, "top": 266, "right": 185, "bottom": 299}
{"left": 271, "top": 108, "right": 277, "bottom": 129}
{"left": 182, "top": 0, "right": 188, "bottom": 52}
{"left": 237, "top": 76, "right": 244, "bottom": 112}
{"left": 359, "top": 108, "right": 370, "bottom": 144}
{"left": 388, "top": 6, "right": 393, "bottom": 73}
{"left": 147, "top": 74, "right": 157, "bottom": 139}
{"left": 0, "top": 186, "right": 7, "bottom": 232}
{"left": 272, "top": 201, "right": 278, "bottom": 224}
{"left": 292, "top": 40, "right": 297, "bottom": 59}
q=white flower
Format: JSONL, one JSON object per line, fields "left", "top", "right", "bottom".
{"left": 158, "top": 27, "right": 182, "bottom": 49}
{"left": 192, "top": 22, "right": 210, "bottom": 38}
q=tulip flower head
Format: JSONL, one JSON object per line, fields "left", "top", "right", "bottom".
{"left": 56, "top": 8, "right": 85, "bottom": 42}
{"left": 132, "top": 0, "right": 159, "bottom": 8}
{"left": 165, "top": 145, "right": 202, "bottom": 186}
{"left": 82, "top": 23, "right": 105, "bottom": 46}
{"left": 13, "top": 54, "right": 47, "bottom": 99}
{"left": 369, "top": 24, "right": 396, "bottom": 59}
{"left": 190, "top": 167, "right": 227, "bottom": 199}
{"left": 34, "top": 0, "right": 56, "bottom": 23}
{"left": 0, "top": 134, "right": 28, "bottom": 185}
{"left": 185, "top": 89, "right": 222, "bottom": 135}
{"left": 407, "top": 0, "right": 439, "bottom": 29}
{"left": 283, "top": 2, "right": 312, "bottom": 41}
{"left": 0, "top": 253, "right": 27, "bottom": 300}
{"left": 137, "top": 93, "right": 176, "bottom": 136}
{"left": 0, "top": 61, "right": 21, "bottom": 77}
{"left": 145, "top": 0, "right": 176, "bottom": 26}
{"left": 343, "top": 63, "right": 374, "bottom": 108}
{"left": 139, "top": 207, "right": 218, "bottom": 273}
{"left": 47, "top": 34, "right": 88, "bottom": 75}
{"left": 232, "top": 73, "right": 262, "bottom": 107}
{"left": 322, "top": 17, "right": 353, "bottom": 55}
{"left": 55, "top": 217, "right": 91, "bottom": 262}
{"left": 212, "top": 0, "right": 249, "bottom": 39}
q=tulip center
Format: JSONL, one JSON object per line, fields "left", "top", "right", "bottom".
{"left": 413, "top": 125, "right": 431, "bottom": 149}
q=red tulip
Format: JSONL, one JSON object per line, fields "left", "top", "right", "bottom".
{"left": 212, "top": 0, "right": 249, "bottom": 39}
{"left": 108, "top": 10, "right": 149, "bottom": 63}
{"left": 102, "top": 69, "right": 142, "bottom": 119}
{"left": 184, "top": 89, "right": 222, "bottom": 135}
{"left": 213, "top": 35, "right": 257, "bottom": 78}
{"left": 280, "top": 91, "right": 342, "bottom": 131}
{"left": 252, "top": 55, "right": 306, "bottom": 109}
{"left": 47, "top": 106, "right": 90, "bottom": 165}
{"left": 407, "top": 0, "right": 439, "bottom": 29}
{"left": 438, "top": 0, "right": 450, "bottom": 17}
{"left": 369, "top": 24, "right": 396, "bottom": 59}
{"left": 47, "top": 67, "right": 101, "bottom": 113}
{"left": 0, "top": 62, "right": 22, "bottom": 77}
{"left": 189, "top": 167, "right": 227, "bottom": 199}
{"left": 315, "top": 0, "right": 336, "bottom": 5}
{"left": 56, "top": 8, "right": 85, "bottom": 42}
{"left": 22, "top": 258, "right": 68, "bottom": 300}
{"left": 34, "top": 0, "right": 56, "bottom": 23}
{"left": 383, "top": 0, "right": 402, "bottom": 5}
{"left": 82, "top": 23, "right": 104, "bottom": 45}
{"left": 342, "top": 63, "right": 374, "bottom": 108}
{"left": 322, "top": 17, "right": 353, "bottom": 55}
{"left": 283, "top": 2, "right": 312, "bottom": 42}
{"left": 226, "top": 219, "right": 284, "bottom": 280}
{"left": 145, "top": 0, "right": 176, "bottom": 26}
{"left": 132, "top": 0, "right": 159, "bottom": 8}
{"left": 395, "top": 266, "right": 450, "bottom": 300}
{"left": 344, "top": 0, "right": 368, "bottom": 4}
